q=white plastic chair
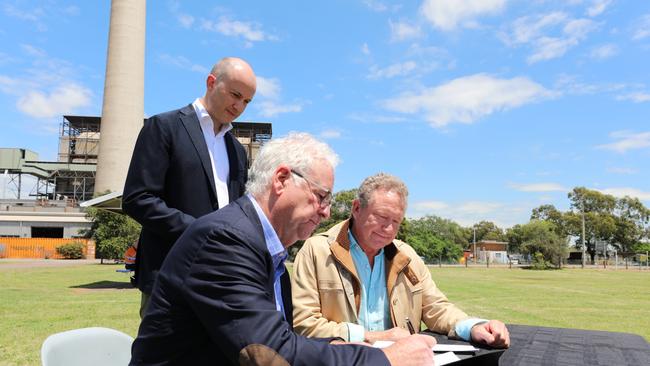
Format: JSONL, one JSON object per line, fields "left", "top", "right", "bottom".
{"left": 41, "top": 327, "right": 134, "bottom": 366}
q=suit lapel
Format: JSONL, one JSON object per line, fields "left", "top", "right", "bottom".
{"left": 225, "top": 132, "right": 245, "bottom": 202}
{"left": 238, "top": 196, "right": 293, "bottom": 326}
{"left": 179, "top": 104, "right": 218, "bottom": 201}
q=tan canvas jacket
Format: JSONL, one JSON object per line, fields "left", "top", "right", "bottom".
{"left": 291, "top": 219, "right": 470, "bottom": 341}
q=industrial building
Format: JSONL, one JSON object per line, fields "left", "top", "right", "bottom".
{"left": 0, "top": 115, "right": 271, "bottom": 239}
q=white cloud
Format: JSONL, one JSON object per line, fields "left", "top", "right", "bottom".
{"left": 256, "top": 76, "right": 281, "bottom": 100}
{"left": 590, "top": 43, "right": 618, "bottom": 59}
{"left": 256, "top": 101, "right": 302, "bottom": 118}
{"left": 509, "top": 183, "right": 568, "bottom": 192}
{"left": 159, "top": 54, "right": 208, "bottom": 74}
{"left": 615, "top": 92, "right": 650, "bottom": 103}
{"left": 21, "top": 44, "right": 47, "bottom": 57}
{"left": 3, "top": 4, "right": 44, "bottom": 22}
{"left": 606, "top": 167, "right": 637, "bottom": 175}
{"left": 2, "top": 4, "right": 46, "bottom": 31}
{"left": 598, "top": 187, "right": 650, "bottom": 201}
{"left": 347, "top": 113, "right": 408, "bottom": 124}
{"left": 501, "top": 13, "right": 597, "bottom": 63}
{"left": 178, "top": 14, "right": 195, "bottom": 28}
{"left": 420, "top": 0, "right": 506, "bottom": 31}
{"left": 63, "top": 5, "right": 80, "bottom": 16}
{"left": 389, "top": 19, "right": 422, "bottom": 41}
{"left": 361, "top": 43, "right": 371, "bottom": 55}
{"left": 505, "top": 12, "right": 568, "bottom": 45}
{"left": 412, "top": 201, "right": 449, "bottom": 211}
{"left": 320, "top": 129, "right": 342, "bottom": 139}
{"left": 252, "top": 76, "right": 303, "bottom": 118}
{"left": 201, "top": 16, "right": 277, "bottom": 43}
{"left": 633, "top": 14, "right": 650, "bottom": 40}
{"left": 16, "top": 83, "right": 92, "bottom": 119}
{"left": 596, "top": 131, "right": 650, "bottom": 153}
{"left": 381, "top": 73, "right": 552, "bottom": 128}
{"left": 409, "top": 199, "right": 529, "bottom": 227}
{"left": 587, "top": 0, "right": 612, "bottom": 17}
{"left": 363, "top": 0, "right": 388, "bottom": 12}
{"left": 367, "top": 61, "right": 417, "bottom": 80}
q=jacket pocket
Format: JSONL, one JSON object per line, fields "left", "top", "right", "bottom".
{"left": 318, "top": 280, "right": 344, "bottom": 292}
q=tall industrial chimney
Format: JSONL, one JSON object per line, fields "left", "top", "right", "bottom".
{"left": 94, "top": 0, "right": 146, "bottom": 194}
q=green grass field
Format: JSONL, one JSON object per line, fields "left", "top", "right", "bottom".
{"left": 0, "top": 262, "right": 648, "bottom": 365}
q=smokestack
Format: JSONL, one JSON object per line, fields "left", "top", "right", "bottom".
{"left": 95, "top": 0, "right": 146, "bottom": 194}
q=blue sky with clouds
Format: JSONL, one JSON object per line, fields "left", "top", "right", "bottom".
{"left": 1, "top": 0, "right": 649, "bottom": 227}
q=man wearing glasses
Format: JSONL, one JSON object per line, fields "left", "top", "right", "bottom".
{"left": 291, "top": 173, "right": 510, "bottom": 348}
{"left": 130, "top": 134, "right": 436, "bottom": 366}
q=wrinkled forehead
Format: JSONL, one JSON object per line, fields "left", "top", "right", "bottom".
{"left": 366, "top": 189, "right": 406, "bottom": 212}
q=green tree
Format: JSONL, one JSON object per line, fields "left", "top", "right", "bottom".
{"left": 611, "top": 196, "right": 650, "bottom": 260}
{"left": 518, "top": 220, "right": 568, "bottom": 269}
{"left": 470, "top": 221, "right": 507, "bottom": 242}
{"left": 531, "top": 204, "right": 570, "bottom": 238}
{"left": 83, "top": 207, "right": 141, "bottom": 262}
{"left": 566, "top": 187, "right": 617, "bottom": 264}
{"left": 403, "top": 216, "right": 465, "bottom": 263}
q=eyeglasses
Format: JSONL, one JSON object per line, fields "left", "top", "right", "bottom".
{"left": 290, "top": 169, "right": 332, "bottom": 209}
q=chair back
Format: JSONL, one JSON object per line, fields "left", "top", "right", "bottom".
{"left": 41, "top": 327, "right": 134, "bottom": 366}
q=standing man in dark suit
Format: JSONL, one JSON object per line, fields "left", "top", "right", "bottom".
{"left": 129, "top": 133, "right": 436, "bottom": 366}
{"left": 122, "top": 57, "right": 256, "bottom": 317}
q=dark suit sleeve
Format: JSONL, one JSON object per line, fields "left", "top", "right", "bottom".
{"left": 182, "top": 227, "right": 390, "bottom": 366}
{"left": 122, "top": 116, "right": 195, "bottom": 238}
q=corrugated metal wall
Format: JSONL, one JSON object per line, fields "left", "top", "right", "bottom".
{"left": 0, "top": 238, "right": 95, "bottom": 259}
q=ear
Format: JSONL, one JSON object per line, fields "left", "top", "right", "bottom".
{"left": 351, "top": 199, "right": 361, "bottom": 218}
{"left": 206, "top": 74, "right": 216, "bottom": 90}
{"left": 271, "top": 165, "right": 292, "bottom": 195}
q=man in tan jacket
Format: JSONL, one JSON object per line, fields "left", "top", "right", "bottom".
{"left": 291, "top": 173, "right": 510, "bottom": 347}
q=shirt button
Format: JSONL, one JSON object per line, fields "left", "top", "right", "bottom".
{"left": 393, "top": 299, "right": 398, "bottom": 305}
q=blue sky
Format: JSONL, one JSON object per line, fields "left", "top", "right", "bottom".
{"left": 1, "top": 0, "right": 649, "bottom": 227}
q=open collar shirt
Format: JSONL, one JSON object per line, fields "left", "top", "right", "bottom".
{"left": 248, "top": 194, "right": 289, "bottom": 319}
{"left": 192, "top": 98, "right": 233, "bottom": 209}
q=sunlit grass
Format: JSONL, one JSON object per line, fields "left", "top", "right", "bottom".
{"left": 1, "top": 263, "right": 648, "bottom": 365}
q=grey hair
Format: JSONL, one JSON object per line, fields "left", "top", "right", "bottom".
{"left": 246, "top": 132, "right": 340, "bottom": 196}
{"left": 357, "top": 173, "right": 409, "bottom": 209}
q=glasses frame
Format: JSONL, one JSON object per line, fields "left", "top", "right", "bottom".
{"left": 290, "top": 169, "right": 332, "bottom": 209}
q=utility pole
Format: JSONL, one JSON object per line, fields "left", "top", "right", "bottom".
{"left": 473, "top": 226, "right": 477, "bottom": 264}
{"left": 581, "top": 202, "right": 586, "bottom": 269}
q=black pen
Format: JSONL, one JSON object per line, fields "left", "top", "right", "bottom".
{"left": 405, "top": 317, "right": 416, "bottom": 335}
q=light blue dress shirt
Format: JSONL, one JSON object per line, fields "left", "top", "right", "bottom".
{"left": 248, "top": 194, "right": 288, "bottom": 319}
{"left": 346, "top": 229, "right": 485, "bottom": 342}
{"left": 347, "top": 231, "right": 391, "bottom": 341}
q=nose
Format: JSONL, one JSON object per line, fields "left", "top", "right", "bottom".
{"left": 317, "top": 204, "right": 331, "bottom": 219}
{"left": 233, "top": 99, "right": 246, "bottom": 114}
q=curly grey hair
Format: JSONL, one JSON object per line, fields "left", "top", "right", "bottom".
{"left": 245, "top": 132, "right": 339, "bottom": 196}
{"left": 357, "top": 173, "right": 408, "bottom": 209}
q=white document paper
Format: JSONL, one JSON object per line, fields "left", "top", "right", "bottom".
{"left": 373, "top": 341, "right": 479, "bottom": 353}
{"left": 434, "top": 351, "right": 461, "bottom": 366}
{"left": 432, "top": 344, "right": 480, "bottom": 353}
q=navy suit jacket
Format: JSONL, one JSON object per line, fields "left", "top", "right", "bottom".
{"left": 130, "top": 196, "right": 390, "bottom": 366}
{"left": 123, "top": 104, "right": 248, "bottom": 294}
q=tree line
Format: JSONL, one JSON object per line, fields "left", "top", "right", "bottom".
{"left": 290, "top": 186, "right": 650, "bottom": 268}
{"left": 84, "top": 187, "right": 649, "bottom": 269}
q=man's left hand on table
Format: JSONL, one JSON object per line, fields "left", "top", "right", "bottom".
{"left": 470, "top": 320, "right": 510, "bottom": 348}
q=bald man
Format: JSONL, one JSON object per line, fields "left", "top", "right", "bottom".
{"left": 123, "top": 57, "right": 256, "bottom": 317}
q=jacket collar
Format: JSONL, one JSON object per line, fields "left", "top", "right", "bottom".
{"left": 327, "top": 219, "right": 416, "bottom": 301}
{"left": 180, "top": 104, "right": 218, "bottom": 200}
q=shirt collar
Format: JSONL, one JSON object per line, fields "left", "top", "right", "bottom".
{"left": 348, "top": 230, "right": 384, "bottom": 259}
{"left": 192, "top": 98, "right": 233, "bottom": 138}
{"left": 247, "top": 194, "right": 287, "bottom": 264}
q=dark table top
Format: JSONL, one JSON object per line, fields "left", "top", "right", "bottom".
{"left": 423, "top": 324, "right": 650, "bottom": 366}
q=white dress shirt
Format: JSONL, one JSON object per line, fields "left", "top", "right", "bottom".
{"left": 192, "top": 98, "right": 233, "bottom": 209}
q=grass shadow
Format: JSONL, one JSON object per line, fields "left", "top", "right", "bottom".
{"left": 71, "top": 280, "right": 133, "bottom": 289}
